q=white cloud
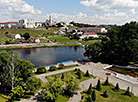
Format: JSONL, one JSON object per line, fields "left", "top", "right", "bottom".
{"left": 47, "top": 11, "right": 138, "bottom": 25}
{"left": 0, "top": 0, "right": 42, "bottom": 21}
{"left": 80, "top": 0, "right": 138, "bottom": 11}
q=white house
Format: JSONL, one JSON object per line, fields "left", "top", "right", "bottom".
{"left": 17, "top": 19, "right": 35, "bottom": 28}
{"left": 79, "top": 27, "right": 107, "bottom": 34}
{"left": 35, "top": 38, "right": 40, "bottom": 43}
{"left": 80, "top": 32, "right": 98, "bottom": 39}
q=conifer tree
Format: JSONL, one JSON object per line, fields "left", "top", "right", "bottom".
{"left": 114, "top": 83, "right": 120, "bottom": 91}
{"left": 104, "top": 77, "right": 110, "bottom": 86}
{"left": 61, "top": 73, "right": 64, "bottom": 81}
{"left": 92, "top": 90, "right": 96, "bottom": 101}
{"left": 86, "top": 96, "right": 92, "bottom": 102}
{"left": 124, "top": 86, "right": 131, "bottom": 96}
{"left": 96, "top": 79, "right": 101, "bottom": 91}
{"left": 85, "top": 70, "right": 90, "bottom": 77}
{"left": 87, "top": 83, "right": 92, "bottom": 94}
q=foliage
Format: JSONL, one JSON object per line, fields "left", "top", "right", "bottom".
{"left": 87, "top": 83, "right": 92, "bottom": 94}
{"left": 96, "top": 79, "right": 102, "bottom": 91}
{"left": 104, "top": 77, "right": 110, "bottom": 86}
{"left": 102, "top": 90, "right": 109, "bottom": 98}
{"left": 10, "top": 86, "right": 25, "bottom": 101}
{"left": 85, "top": 70, "right": 90, "bottom": 77}
{"left": 58, "top": 63, "right": 64, "bottom": 69}
{"left": 37, "top": 66, "right": 46, "bottom": 74}
{"left": 49, "top": 65, "right": 57, "bottom": 71}
{"left": 84, "top": 21, "right": 138, "bottom": 65}
{"left": 91, "top": 90, "right": 96, "bottom": 101}
{"left": 23, "top": 33, "right": 30, "bottom": 40}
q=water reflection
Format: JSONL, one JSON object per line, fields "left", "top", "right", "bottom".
{"left": 0, "top": 46, "right": 85, "bottom": 67}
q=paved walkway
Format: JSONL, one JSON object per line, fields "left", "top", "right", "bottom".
{"left": 69, "top": 62, "right": 138, "bottom": 102}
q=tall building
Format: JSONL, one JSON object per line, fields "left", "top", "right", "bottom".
{"left": 17, "top": 19, "right": 35, "bottom": 28}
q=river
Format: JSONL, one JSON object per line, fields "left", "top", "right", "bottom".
{"left": 0, "top": 46, "right": 86, "bottom": 67}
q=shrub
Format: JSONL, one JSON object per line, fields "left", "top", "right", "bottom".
{"left": 104, "top": 77, "right": 110, "bottom": 86}
{"left": 37, "top": 66, "right": 46, "bottom": 74}
{"left": 74, "top": 68, "right": 78, "bottom": 71}
{"left": 102, "top": 90, "right": 109, "bottom": 98}
{"left": 92, "top": 90, "right": 96, "bottom": 101}
{"left": 96, "top": 79, "right": 102, "bottom": 91}
{"left": 85, "top": 70, "right": 90, "bottom": 77}
{"left": 58, "top": 63, "right": 64, "bottom": 69}
{"left": 49, "top": 65, "right": 57, "bottom": 71}
{"left": 87, "top": 96, "right": 92, "bottom": 102}
{"left": 61, "top": 73, "right": 64, "bottom": 81}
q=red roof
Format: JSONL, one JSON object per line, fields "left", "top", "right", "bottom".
{"left": 0, "top": 22, "right": 18, "bottom": 24}
{"left": 84, "top": 32, "right": 97, "bottom": 35}
{"left": 79, "top": 27, "right": 103, "bottom": 30}
{"left": 35, "top": 22, "right": 42, "bottom": 24}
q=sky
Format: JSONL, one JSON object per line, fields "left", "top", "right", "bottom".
{"left": 0, "top": 0, "right": 138, "bottom": 25}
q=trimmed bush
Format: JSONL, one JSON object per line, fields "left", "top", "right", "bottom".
{"left": 87, "top": 96, "right": 92, "bottom": 102}
{"left": 61, "top": 73, "right": 64, "bottom": 81}
{"left": 76, "top": 69, "right": 82, "bottom": 79}
{"left": 37, "top": 66, "right": 46, "bottom": 74}
{"left": 49, "top": 65, "right": 57, "bottom": 71}
{"left": 58, "top": 63, "right": 64, "bottom": 69}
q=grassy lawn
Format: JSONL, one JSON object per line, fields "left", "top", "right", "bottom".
{"left": 46, "top": 70, "right": 93, "bottom": 82}
{"left": 48, "top": 36, "right": 78, "bottom": 44}
{"left": 108, "top": 66, "right": 138, "bottom": 77}
{"left": 56, "top": 95, "right": 69, "bottom": 102}
{"left": 32, "top": 65, "right": 78, "bottom": 76}
{"left": 0, "top": 28, "right": 59, "bottom": 43}
{"left": 81, "top": 84, "right": 138, "bottom": 102}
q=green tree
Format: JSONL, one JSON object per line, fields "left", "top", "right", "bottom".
{"left": 87, "top": 83, "right": 92, "bottom": 94}
{"left": 92, "top": 90, "right": 96, "bottom": 101}
{"left": 41, "top": 90, "right": 55, "bottom": 102}
{"left": 104, "top": 77, "right": 110, "bottom": 86}
{"left": 96, "top": 79, "right": 101, "bottom": 91}
{"left": 85, "top": 70, "right": 90, "bottom": 77}
{"left": 84, "top": 21, "right": 138, "bottom": 65}
{"left": 114, "top": 83, "right": 120, "bottom": 91}
{"left": 23, "top": 33, "right": 30, "bottom": 40}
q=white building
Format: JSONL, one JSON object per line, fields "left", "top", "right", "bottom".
{"left": 18, "top": 19, "right": 35, "bottom": 28}
{"left": 35, "top": 22, "right": 43, "bottom": 28}
{"left": 79, "top": 27, "right": 107, "bottom": 34}
{"left": 80, "top": 32, "right": 98, "bottom": 39}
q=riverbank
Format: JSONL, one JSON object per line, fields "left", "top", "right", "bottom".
{"left": 0, "top": 43, "right": 81, "bottom": 50}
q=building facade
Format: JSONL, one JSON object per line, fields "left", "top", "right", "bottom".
{"left": 18, "top": 19, "right": 35, "bottom": 28}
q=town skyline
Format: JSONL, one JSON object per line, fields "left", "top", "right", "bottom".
{"left": 0, "top": 0, "right": 138, "bottom": 25}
